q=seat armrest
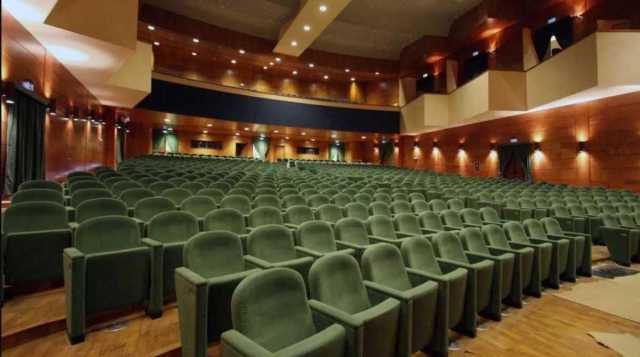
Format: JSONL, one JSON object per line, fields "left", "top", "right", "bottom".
{"left": 444, "top": 225, "right": 461, "bottom": 231}
{"left": 353, "top": 297, "right": 400, "bottom": 323}
{"left": 466, "top": 252, "right": 498, "bottom": 264}
{"left": 244, "top": 255, "right": 272, "bottom": 269}
{"left": 309, "top": 299, "right": 363, "bottom": 328}
{"left": 395, "top": 231, "right": 417, "bottom": 239}
{"left": 406, "top": 268, "right": 449, "bottom": 284}
{"left": 221, "top": 330, "right": 273, "bottom": 357}
{"left": 463, "top": 223, "right": 483, "bottom": 228}
{"left": 420, "top": 228, "right": 442, "bottom": 235}
{"left": 141, "top": 238, "right": 163, "bottom": 316}
{"left": 487, "top": 246, "right": 521, "bottom": 256}
{"left": 436, "top": 257, "right": 475, "bottom": 272}
{"left": 207, "top": 269, "right": 261, "bottom": 286}
{"left": 277, "top": 324, "right": 345, "bottom": 357}
{"left": 295, "top": 246, "right": 323, "bottom": 258}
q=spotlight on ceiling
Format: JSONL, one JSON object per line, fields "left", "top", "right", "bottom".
{"left": 375, "top": 72, "right": 380, "bottom": 76}
{"left": 147, "top": 25, "right": 155, "bottom": 31}
{"left": 244, "top": 127, "right": 250, "bottom": 131}
{"left": 303, "top": 25, "right": 311, "bottom": 32}
{"left": 263, "top": 66, "right": 268, "bottom": 70}
{"left": 292, "top": 70, "right": 298, "bottom": 75}
{"left": 192, "top": 38, "right": 200, "bottom": 43}
{"left": 422, "top": 73, "right": 429, "bottom": 78}
{"left": 207, "top": 123, "right": 213, "bottom": 127}
{"left": 361, "top": 136, "right": 367, "bottom": 140}
{"left": 323, "top": 75, "right": 329, "bottom": 80}
{"left": 301, "top": 132, "right": 307, "bottom": 136}
{"left": 291, "top": 40, "right": 298, "bottom": 47}
{"left": 308, "top": 63, "right": 315, "bottom": 68}
{"left": 191, "top": 52, "right": 197, "bottom": 56}
{"left": 350, "top": 77, "right": 356, "bottom": 82}
{"left": 231, "top": 59, "right": 237, "bottom": 64}
{"left": 344, "top": 68, "right": 350, "bottom": 73}
{"left": 153, "top": 41, "right": 160, "bottom": 46}
{"left": 275, "top": 57, "right": 281, "bottom": 62}
{"left": 269, "top": 62, "right": 275, "bottom": 66}
{"left": 238, "top": 49, "right": 246, "bottom": 54}
{"left": 319, "top": 4, "right": 327, "bottom": 12}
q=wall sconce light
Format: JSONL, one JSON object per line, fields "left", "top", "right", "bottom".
{"left": 509, "top": 137, "right": 519, "bottom": 143}
{"left": 432, "top": 141, "right": 439, "bottom": 150}
{"left": 578, "top": 141, "right": 587, "bottom": 153}
{"left": 47, "top": 99, "right": 57, "bottom": 116}
{"left": 413, "top": 141, "right": 420, "bottom": 149}
{"left": 489, "top": 143, "right": 497, "bottom": 153}
{"left": 534, "top": 142, "right": 541, "bottom": 152}
{"left": 2, "top": 81, "right": 16, "bottom": 105}
{"left": 458, "top": 143, "right": 465, "bottom": 152}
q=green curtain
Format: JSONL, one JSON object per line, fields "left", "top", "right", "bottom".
{"left": 4, "top": 90, "right": 46, "bottom": 194}
{"left": 329, "top": 143, "right": 345, "bottom": 162}
{"left": 152, "top": 129, "right": 178, "bottom": 153}
{"left": 378, "top": 142, "right": 395, "bottom": 166}
{"left": 252, "top": 137, "right": 270, "bottom": 161}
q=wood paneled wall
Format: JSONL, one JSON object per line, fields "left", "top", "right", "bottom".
{"left": 1, "top": 9, "right": 115, "bottom": 185}
{"left": 399, "top": 92, "right": 640, "bottom": 192}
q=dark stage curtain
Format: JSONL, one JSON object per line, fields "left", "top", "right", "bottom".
{"left": 498, "top": 143, "right": 533, "bottom": 182}
{"left": 378, "top": 142, "right": 395, "bottom": 166}
{"left": 4, "top": 90, "right": 46, "bottom": 194}
{"left": 329, "top": 143, "right": 345, "bottom": 162}
{"left": 533, "top": 16, "right": 575, "bottom": 61}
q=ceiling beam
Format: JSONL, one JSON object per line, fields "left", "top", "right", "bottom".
{"left": 273, "top": 0, "right": 351, "bottom": 57}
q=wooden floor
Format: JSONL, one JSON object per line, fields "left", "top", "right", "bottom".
{"left": 3, "top": 251, "right": 639, "bottom": 357}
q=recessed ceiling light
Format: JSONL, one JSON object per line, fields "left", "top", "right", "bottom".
{"left": 191, "top": 52, "right": 197, "bottom": 56}
{"left": 240, "top": 83, "right": 244, "bottom": 87}
{"left": 153, "top": 41, "right": 160, "bottom": 46}
{"left": 244, "top": 127, "right": 250, "bottom": 131}
{"left": 263, "top": 66, "right": 268, "bottom": 70}
{"left": 269, "top": 62, "right": 275, "bottom": 66}
{"left": 422, "top": 73, "right": 429, "bottom": 78}
{"left": 147, "top": 25, "right": 155, "bottom": 31}
{"left": 350, "top": 77, "right": 356, "bottom": 82}
{"left": 308, "top": 63, "right": 315, "bottom": 68}
{"left": 375, "top": 72, "right": 380, "bottom": 76}
{"left": 344, "top": 68, "right": 350, "bottom": 73}
{"left": 311, "top": 138, "right": 316, "bottom": 141}
{"left": 361, "top": 136, "right": 367, "bottom": 139}
{"left": 193, "top": 38, "right": 200, "bottom": 43}
{"left": 207, "top": 123, "right": 213, "bottom": 127}
{"left": 292, "top": 70, "right": 298, "bottom": 75}
{"left": 291, "top": 41, "right": 298, "bottom": 47}
{"left": 231, "top": 59, "right": 237, "bottom": 64}
{"left": 238, "top": 49, "right": 246, "bottom": 54}
{"left": 273, "top": 130, "right": 279, "bottom": 133}
{"left": 275, "top": 57, "right": 281, "bottom": 62}
{"left": 303, "top": 25, "right": 311, "bottom": 31}
{"left": 319, "top": 5, "right": 327, "bottom": 12}
{"left": 301, "top": 132, "right": 307, "bottom": 135}
{"left": 202, "top": 130, "right": 208, "bottom": 134}
{"left": 323, "top": 75, "right": 329, "bottom": 80}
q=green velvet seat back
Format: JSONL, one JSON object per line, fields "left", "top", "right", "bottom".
{"left": 18, "top": 180, "right": 63, "bottom": 192}
{"left": 362, "top": 244, "right": 412, "bottom": 291}
{"left": 600, "top": 205, "right": 617, "bottom": 215}
{"left": 76, "top": 198, "right": 128, "bottom": 223}
{"left": 203, "top": 208, "right": 246, "bottom": 234}
{"left": 297, "top": 221, "right": 337, "bottom": 253}
{"left": 448, "top": 199, "right": 465, "bottom": 211}
{"left": 601, "top": 213, "right": 619, "bottom": 227}
{"left": 345, "top": 202, "right": 369, "bottom": 221}
{"left": 119, "top": 188, "right": 154, "bottom": 208}
{"left": 148, "top": 211, "right": 199, "bottom": 243}
{"left": 519, "top": 198, "right": 536, "bottom": 209}
{"left": 3, "top": 202, "right": 69, "bottom": 234}
{"left": 503, "top": 222, "right": 531, "bottom": 243}
{"left": 412, "top": 200, "right": 430, "bottom": 214}
{"left": 392, "top": 193, "right": 409, "bottom": 202}
{"left": 308, "top": 194, "right": 331, "bottom": 208}
{"left": 524, "top": 219, "right": 547, "bottom": 239}
{"left": 584, "top": 204, "right": 601, "bottom": 216}
{"left": 309, "top": 254, "right": 371, "bottom": 314}
{"left": 317, "top": 204, "right": 343, "bottom": 223}
{"left": 70, "top": 188, "right": 113, "bottom": 208}
{"left": 221, "top": 195, "right": 252, "bottom": 215}
{"left": 552, "top": 205, "right": 571, "bottom": 217}
{"left": 161, "top": 188, "right": 192, "bottom": 205}
{"left": 283, "top": 194, "right": 306, "bottom": 208}
{"left": 149, "top": 182, "right": 175, "bottom": 195}
{"left": 394, "top": 213, "right": 422, "bottom": 235}
{"left": 480, "top": 207, "right": 501, "bottom": 224}
{"left": 181, "top": 182, "right": 205, "bottom": 195}
{"left": 568, "top": 204, "right": 586, "bottom": 216}
{"left": 335, "top": 217, "right": 370, "bottom": 245}
{"left": 367, "top": 215, "right": 397, "bottom": 239}
{"left": 249, "top": 207, "right": 283, "bottom": 228}
{"left": 429, "top": 199, "right": 447, "bottom": 213}
{"left": 68, "top": 171, "right": 94, "bottom": 179}
{"left": 231, "top": 268, "right": 317, "bottom": 352}
{"left": 400, "top": 237, "right": 443, "bottom": 275}
{"left": 541, "top": 217, "right": 564, "bottom": 235}
{"left": 196, "top": 188, "right": 225, "bottom": 205}
{"left": 618, "top": 213, "right": 637, "bottom": 227}
{"left": 285, "top": 205, "right": 314, "bottom": 225}
{"left": 70, "top": 180, "right": 107, "bottom": 194}
{"left": 369, "top": 202, "right": 391, "bottom": 217}
{"left": 333, "top": 193, "right": 351, "bottom": 207}
{"left": 103, "top": 177, "right": 127, "bottom": 189}
{"left": 184, "top": 231, "right": 245, "bottom": 278}
{"left": 460, "top": 228, "right": 490, "bottom": 255}
{"left": 373, "top": 193, "right": 392, "bottom": 204}
{"left": 279, "top": 189, "right": 298, "bottom": 198}
{"left": 256, "top": 188, "right": 278, "bottom": 196}
{"left": 181, "top": 196, "right": 217, "bottom": 218}
{"left": 247, "top": 225, "right": 296, "bottom": 262}
{"left": 169, "top": 178, "right": 188, "bottom": 187}
{"left": 419, "top": 211, "right": 445, "bottom": 231}
{"left": 11, "top": 189, "right": 64, "bottom": 205}
{"left": 441, "top": 209, "right": 464, "bottom": 228}
{"left": 134, "top": 197, "right": 176, "bottom": 222}
{"left": 482, "top": 225, "right": 510, "bottom": 249}
{"left": 75, "top": 216, "right": 140, "bottom": 254}
{"left": 433, "top": 232, "right": 469, "bottom": 264}
{"left": 461, "top": 208, "right": 483, "bottom": 225}
{"left": 391, "top": 201, "right": 412, "bottom": 215}
{"left": 210, "top": 182, "right": 231, "bottom": 193}
{"left": 409, "top": 193, "right": 426, "bottom": 202}
{"left": 112, "top": 181, "right": 144, "bottom": 196}
{"left": 354, "top": 193, "right": 373, "bottom": 206}
{"left": 138, "top": 178, "right": 160, "bottom": 188}
{"left": 253, "top": 194, "right": 281, "bottom": 210}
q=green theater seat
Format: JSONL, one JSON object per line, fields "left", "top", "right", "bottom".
{"left": 361, "top": 243, "right": 439, "bottom": 357}
{"left": 245, "top": 225, "right": 313, "bottom": 280}
{"left": 64, "top": 216, "right": 162, "bottom": 343}
{"left": 308, "top": 254, "right": 400, "bottom": 357}
{"left": 504, "top": 221, "right": 558, "bottom": 288}
{"left": 541, "top": 217, "right": 592, "bottom": 276}
{"left": 524, "top": 219, "right": 573, "bottom": 282}
{"left": 598, "top": 213, "right": 640, "bottom": 266}
{"left": 367, "top": 215, "right": 417, "bottom": 248}
{"left": 295, "top": 221, "right": 355, "bottom": 258}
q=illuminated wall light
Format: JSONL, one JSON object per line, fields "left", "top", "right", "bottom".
{"left": 344, "top": 68, "right": 350, "bottom": 73}
{"left": 275, "top": 57, "right": 281, "bottom": 63}
{"left": 207, "top": 123, "right": 213, "bottom": 127}
{"left": 472, "top": 51, "right": 480, "bottom": 57}
{"left": 548, "top": 17, "right": 557, "bottom": 24}
{"left": 192, "top": 38, "right": 200, "bottom": 43}
{"left": 375, "top": 72, "right": 380, "bottom": 76}
{"left": 292, "top": 70, "right": 298, "bottom": 75}
{"left": 361, "top": 136, "right": 367, "bottom": 140}
{"left": 263, "top": 66, "right": 268, "bottom": 70}
{"left": 534, "top": 142, "right": 541, "bottom": 152}
{"left": 578, "top": 141, "right": 587, "bottom": 153}
{"left": 303, "top": 25, "right": 311, "bottom": 31}
{"left": 323, "top": 75, "right": 329, "bottom": 80}
{"left": 319, "top": 4, "right": 327, "bottom": 12}
{"left": 153, "top": 41, "right": 160, "bottom": 46}
{"left": 191, "top": 52, "right": 198, "bottom": 56}
{"left": 291, "top": 41, "right": 298, "bottom": 47}
{"left": 350, "top": 77, "right": 356, "bottom": 82}
{"left": 147, "top": 25, "right": 155, "bottom": 31}
{"left": 422, "top": 73, "right": 429, "bottom": 78}
{"left": 238, "top": 49, "right": 246, "bottom": 54}
{"left": 274, "top": 130, "right": 279, "bottom": 133}
{"left": 244, "top": 127, "right": 250, "bottom": 131}
{"left": 231, "top": 59, "right": 237, "bottom": 64}
{"left": 301, "top": 132, "right": 307, "bottom": 136}
{"left": 413, "top": 142, "right": 420, "bottom": 149}
{"left": 308, "top": 63, "right": 315, "bottom": 68}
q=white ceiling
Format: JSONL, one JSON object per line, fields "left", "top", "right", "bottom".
{"left": 142, "top": 0, "right": 483, "bottom": 59}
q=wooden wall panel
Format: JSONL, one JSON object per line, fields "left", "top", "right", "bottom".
{"left": 1, "top": 9, "right": 115, "bottom": 184}
{"left": 399, "top": 92, "right": 640, "bottom": 192}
